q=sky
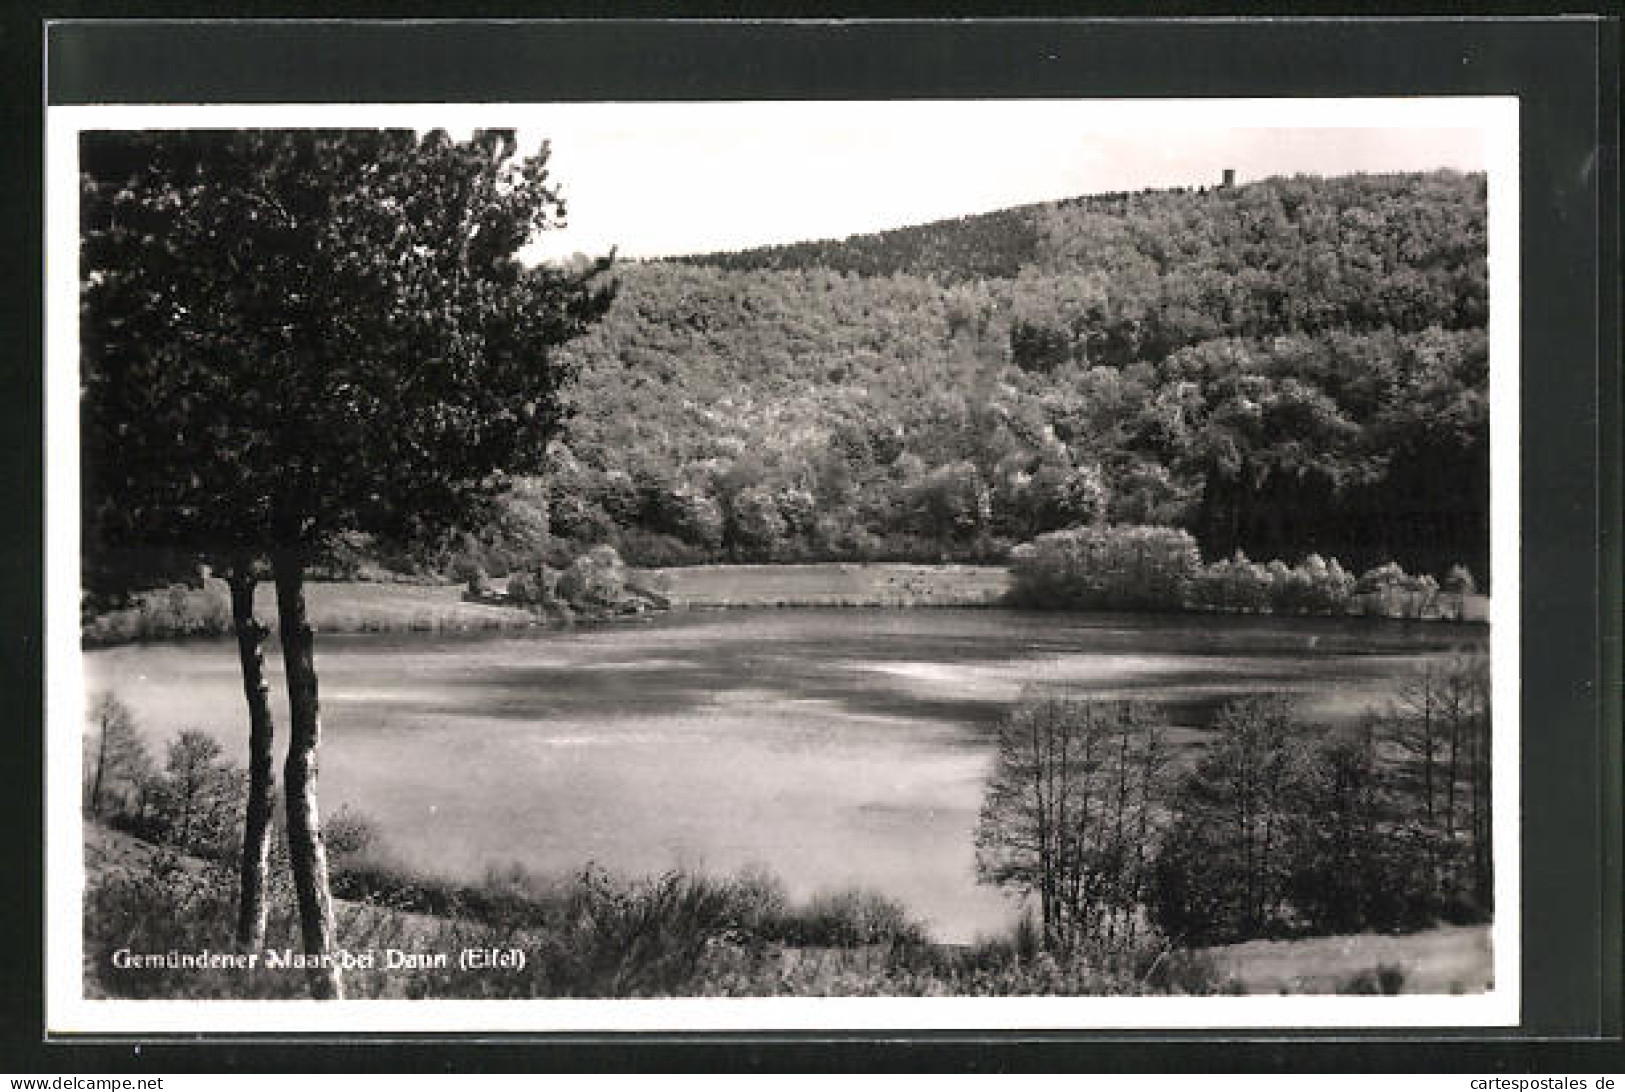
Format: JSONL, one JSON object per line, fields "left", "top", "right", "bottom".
{"left": 506, "top": 100, "right": 1493, "bottom": 263}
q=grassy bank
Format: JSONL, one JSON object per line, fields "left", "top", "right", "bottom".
{"left": 1203, "top": 926, "right": 1493, "bottom": 995}
{"left": 82, "top": 579, "right": 542, "bottom": 646}
{"left": 650, "top": 562, "right": 1011, "bottom": 609}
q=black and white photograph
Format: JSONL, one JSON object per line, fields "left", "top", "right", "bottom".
{"left": 45, "top": 96, "right": 1519, "bottom": 1032}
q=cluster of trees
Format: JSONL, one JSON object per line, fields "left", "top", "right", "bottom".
{"left": 445, "top": 170, "right": 1486, "bottom": 583}
{"left": 1007, "top": 523, "right": 1476, "bottom": 618}
{"left": 1155, "top": 663, "right": 1492, "bottom": 944}
{"left": 976, "top": 654, "right": 1493, "bottom": 956}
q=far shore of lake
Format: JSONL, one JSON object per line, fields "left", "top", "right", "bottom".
{"left": 80, "top": 561, "right": 1489, "bottom": 647}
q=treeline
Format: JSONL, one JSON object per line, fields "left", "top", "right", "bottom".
{"left": 976, "top": 654, "right": 1493, "bottom": 955}
{"left": 408, "top": 170, "right": 1485, "bottom": 585}
{"left": 678, "top": 199, "right": 1045, "bottom": 282}
{"left": 1007, "top": 524, "right": 1476, "bottom": 619}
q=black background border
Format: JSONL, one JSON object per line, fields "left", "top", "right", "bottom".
{"left": 4, "top": 11, "right": 1620, "bottom": 1073}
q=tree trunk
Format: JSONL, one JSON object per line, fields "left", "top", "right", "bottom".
{"left": 273, "top": 553, "right": 343, "bottom": 1000}
{"left": 89, "top": 708, "right": 109, "bottom": 817}
{"left": 229, "top": 569, "right": 278, "bottom": 951}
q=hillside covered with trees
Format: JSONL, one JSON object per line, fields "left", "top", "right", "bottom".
{"left": 389, "top": 171, "right": 1490, "bottom": 590}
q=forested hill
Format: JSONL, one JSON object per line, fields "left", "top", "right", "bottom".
{"left": 675, "top": 172, "right": 1486, "bottom": 338}
{"left": 677, "top": 199, "right": 1042, "bottom": 282}
{"left": 451, "top": 171, "right": 1489, "bottom": 587}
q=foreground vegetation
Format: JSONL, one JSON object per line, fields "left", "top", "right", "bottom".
{"left": 83, "top": 793, "right": 1222, "bottom": 999}
{"left": 86, "top": 818, "right": 1485, "bottom": 1001}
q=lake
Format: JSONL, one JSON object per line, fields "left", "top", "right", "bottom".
{"left": 83, "top": 606, "right": 1487, "bottom": 942}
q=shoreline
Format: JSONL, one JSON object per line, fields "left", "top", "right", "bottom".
{"left": 81, "top": 561, "right": 1489, "bottom": 648}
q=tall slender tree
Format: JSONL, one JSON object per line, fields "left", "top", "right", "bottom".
{"left": 84, "top": 692, "right": 150, "bottom": 819}
{"left": 80, "top": 128, "right": 614, "bottom": 997}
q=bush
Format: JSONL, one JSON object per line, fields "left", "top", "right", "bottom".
{"left": 1187, "top": 551, "right": 1354, "bottom": 615}
{"left": 725, "top": 486, "right": 789, "bottom": 561}
{"left": 615, "top": 528, "right": 708, "bottom": 568}
{"left": 503, "top": 566, "right": 559, "bottom": 608}
{"left": 86, "top": 849, "right": 303, "bottom": 999}
{"left": 555, "top": 544, "right": 630, "bottom": 609}
{"left": 1442, "top": 563, "right": 1477, "bottom": 597}
{"left": 459, "top": 564, "right": 494, "bottom": 601}
{"left": 1188, "top": 550, "right": 1273, "bottom": 612}
{"left": 1354, "top": 561, "right": 1439, "bottom": 618}
{"left": 1008, "top": 524, "right": 1201, "bottom": 610}
{"left": 1008, "top": 529, "right": 1375, "bottom": 618}
{"left": 323, "top": 804, "right": 381, "bottom": 862}
{"left": 82, "top": 582, "right": 234, "bottom": 644}
{"left": 1308, "top": 556, "right": 1359, "bottom": 612}
{"left": 530, "top": 865, "right": 782, "bottom": 997}
{"left": 1338, "top": 962, "right": 1408, "bottom": 995}
{"left": 774, "top": 889, "right": 927, "bottom": 948}
{"left": 1136, "top": 945, "right": 1237, "bottom": 996}
{"left": 116, "top": 730, "right": 245, "bottom": 861}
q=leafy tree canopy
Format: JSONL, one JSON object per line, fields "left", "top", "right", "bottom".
{"left": 81, "top": 128, "right": 615, "bottom": 594}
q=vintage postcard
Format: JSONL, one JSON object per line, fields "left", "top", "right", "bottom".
{"left": 46, "top": 96, "right": 1520, "bottom": 1032}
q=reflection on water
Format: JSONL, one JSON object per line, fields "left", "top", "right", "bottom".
{"left": 83, "top": 607, "right": 1486, "bottom": 941}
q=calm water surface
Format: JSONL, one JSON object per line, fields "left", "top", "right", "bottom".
{"left": 84, "top": 607, "right": 1486, "bottom": 941}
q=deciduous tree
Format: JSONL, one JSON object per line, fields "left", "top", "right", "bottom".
{"left": 80, "top": 128, "right": 614, "bottom": 996}
{"left": 84, "top": 692, "right": 151, "bottom": 819}
{"left": 975, "top": 693, "right": 1168, "bottom": 953}
{"left": 1150, "top": 695, "right": 1310, "bottom": 945}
